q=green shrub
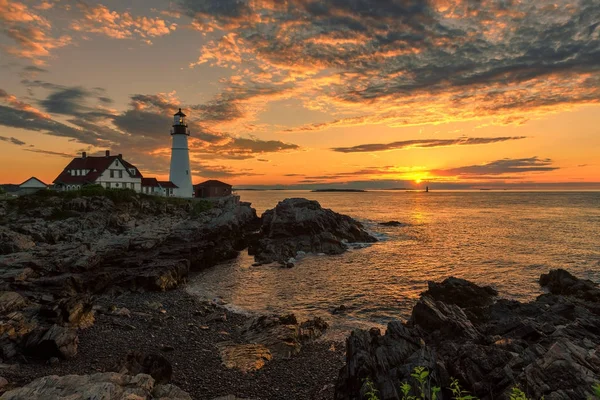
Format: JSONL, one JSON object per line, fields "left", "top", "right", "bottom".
{"left": 104, "top": 188, "right": 137, "bottom": 203}
{"left": 80, "top": 184, "right": 105, "bottom": 197}
{"left": 590, "top": 383, "right": 600, "bottom": 400}
{"left": 364, "top": 377, "right": 380, "bottom": 400}
{"left": 191, "top": 199, "right": 212, "bottom": 216}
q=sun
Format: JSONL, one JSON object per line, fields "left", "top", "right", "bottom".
{"left": 415, "top": 178, "right": 422, "bottom": 184}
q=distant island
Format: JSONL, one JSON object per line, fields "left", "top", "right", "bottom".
{"left": 311, "top": 189, "right": 367, "bottom": 193}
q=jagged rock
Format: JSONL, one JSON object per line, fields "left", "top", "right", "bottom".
{"left": 1, "top": 372, "right": 191, "bottom": 399}
{"left": 540, "top": 269, "right": 600, "bottom": 301}
{"left": 250, "top": 198, "right": 376, "bottom": 265}
{"left": 0, "top": 292, "right": 27, "bottom": 314}
{"left": 0, "top": 194, "right": 259, "bottom": 362}
{"left": 118, "top": 351, "right": 173, "bottom": 384}
{"left": 379, "top": 221, "right": 406, "bottom": 227}
{"left": 336, "top": 271, "right": 600, "bottom": 400}
{"left": 239, "top": 314, "right": 328, "bottom": 359}
{"left": 24, "top": 324, "right": 78, "bottom": 359}
{"left": 0, "top": 228, "right": 35, "bottom": 255}
{"left": 217, "top": 343, "right": 273, "bottom": 373}
{"left": 423, "top": 277, "right": 498, "bottom": 309}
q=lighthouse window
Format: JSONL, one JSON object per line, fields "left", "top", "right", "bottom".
{"left": 186, "top": 170, "right": 189, "bottom": 175}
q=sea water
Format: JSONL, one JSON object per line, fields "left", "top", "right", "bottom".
{"left": 187, "top": 190, "right": 600, "bottom": 335}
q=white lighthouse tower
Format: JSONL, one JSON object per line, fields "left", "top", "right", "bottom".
{"left": 169, "top": 108, "right": 193, "bottom": 198}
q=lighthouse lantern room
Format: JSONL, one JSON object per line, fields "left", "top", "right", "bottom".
{"left": 169, "top": 108, "right": 193, "bottom": 198}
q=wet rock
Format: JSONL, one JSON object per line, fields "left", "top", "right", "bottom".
{"left": 118, "top": 351, "right": 173, "bottom": 384}
{"left": 250, "top": 198, "right": 376, "bottom": 265}
{"left": 217, "top": 343, "right": 273, "bottom": 373}
{"left": 1, "top": 372, "right": 191, "bottom": 400}
{"left": 336, "top": 271, "right": 600, "bottom": 400}
{"left": 240, "top": 314, "right": 328, "bottom": 359}
{"left": 423, "top": 276, "right": 498, "bottom": 309}
{"left": 540, "top": 269, "right": 600, "bottom": 301}
{"left": 379, "top": 221, "right": 405, "bottom": 227}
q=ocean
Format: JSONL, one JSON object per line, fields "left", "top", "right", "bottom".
{"left": 187, "top": 190, "right": 600, "bottom": 336}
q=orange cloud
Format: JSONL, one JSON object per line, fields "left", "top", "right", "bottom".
{"left": 71, "top": 4, "right": 176, "bottom": 40}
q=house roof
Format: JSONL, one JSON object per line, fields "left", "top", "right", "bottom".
{"left": 141, "top": 177, "right": 160, "bottom": 187}
{"left": 19, "top": 176, "right": 47, "bottom": 187}
{"left": 158, "top": 181, "right": 178, "bottom": 188}
{"left": 194, "top": 180, "right": 231, "bottom": 188}
{"left": 53, "top": 154, "right": 142, "bottom": 184}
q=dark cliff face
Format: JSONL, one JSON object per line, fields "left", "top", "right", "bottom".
{"left": 335, "top": 269, "right": 600, "bottom": 400}
{"left": 0, "top": 193, "right": 259, "bottom": 362}
{"left": 249, "top": 198, "right": 378, "bottom": 266}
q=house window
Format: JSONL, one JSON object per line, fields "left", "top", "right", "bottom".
{"left": 118, "top": 170, "right": 123, "bottom": 178}
{"left": 130, "top": 183, "right": 135, "bottom": 189}
{"left": 106, "top": 182, "right": 111, "bottom": 189}
{"left": 130, "top": 169, "right": 136, "bottom": 175}
{"left": 110, "top": 170, "right": 115, "bottom": 178}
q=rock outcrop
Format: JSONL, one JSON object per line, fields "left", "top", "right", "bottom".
{"left": 335, "top": 270, "right": 600, "bottom": 400}
{"left": 249, "top": 198, "right": 377, "bottom": 265}
{"left": 0, "top": 193, "right": 259, "bottom": 362}
{"left": 1, "top": 372, "right": 191, "bottom": 399}
{"left": 218, "top": 313, "right": 329, "bottom": 372}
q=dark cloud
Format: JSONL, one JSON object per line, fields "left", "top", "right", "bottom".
{"left": 331, "top": 136, "right": 527, "bottom": 153}
{"left": 0, "top": 105, "right": 93, "bottom": 143}
{"left": 112, "top": 110, "right": 173, "bottom": 138}
{"left": 433, "top": 157, "right": 559, "bottom": 177}
{"left": 23, "top": 66, "right": 48, "bottom": 73}
{"left": 0, "top": 136, "right": 26, "bottom": 146}
{"left": 23, "top": 148, "right": 73, "bottom": 158}
{"left": 182, "top": 0, "right": 600, "bottom": 129}
{"left": 40, "top": 87, "right": 91, "bottom": 115}
{"left": 191, "top": 99, "right": 243, "bottom": 122}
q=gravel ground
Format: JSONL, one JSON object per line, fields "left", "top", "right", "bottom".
{"left": 3, "top": 288, "right": 345, "bottom": 400}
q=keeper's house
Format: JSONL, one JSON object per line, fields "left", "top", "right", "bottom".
{"left": 53, "top": 151, "right": 177, "bottom": 196}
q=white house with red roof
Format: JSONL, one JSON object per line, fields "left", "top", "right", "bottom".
{"left": 53, "top": 150, "right": 144, "bottom": 191}
{"left": 53, "top": 151, "right": 178, "bottom": 196}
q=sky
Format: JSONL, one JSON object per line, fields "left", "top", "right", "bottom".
{"left": 0, "top": 0, "right": 599, "bottom": 189}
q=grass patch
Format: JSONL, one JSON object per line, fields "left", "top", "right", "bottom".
{"left": 191, "top": 200, "right": 213, "bottom": 217}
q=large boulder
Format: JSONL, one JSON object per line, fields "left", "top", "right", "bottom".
{"left": 250, "top": 198, "right": 377, "bottom": 265}
{"left": 336, "top": 271, "right": 600, "bottom": 400}
{"left": 1, "top": 372, "right": 191, "bottom": 400}
{"left": 540, "top": 269, "right": 600, "bottom": 301}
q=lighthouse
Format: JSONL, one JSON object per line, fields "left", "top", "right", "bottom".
{"left": 169, "top": 108, "right": 193, "bottom": 198}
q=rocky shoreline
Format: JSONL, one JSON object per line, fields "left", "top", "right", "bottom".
{"left": 0, "top": 193, "right": 373, "bottom": 399}
{"left": 1, "top": 287, "right": 345, "bottom": 399}
{"left": 1, "top": 192, "right": 599, "bottom": 399}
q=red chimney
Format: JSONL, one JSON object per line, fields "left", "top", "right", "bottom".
{"left": 82, "top": 152, "right": 87, "bottom": 158}
{"left": 105, "top": 150, "right": 110, "bottom": 157}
